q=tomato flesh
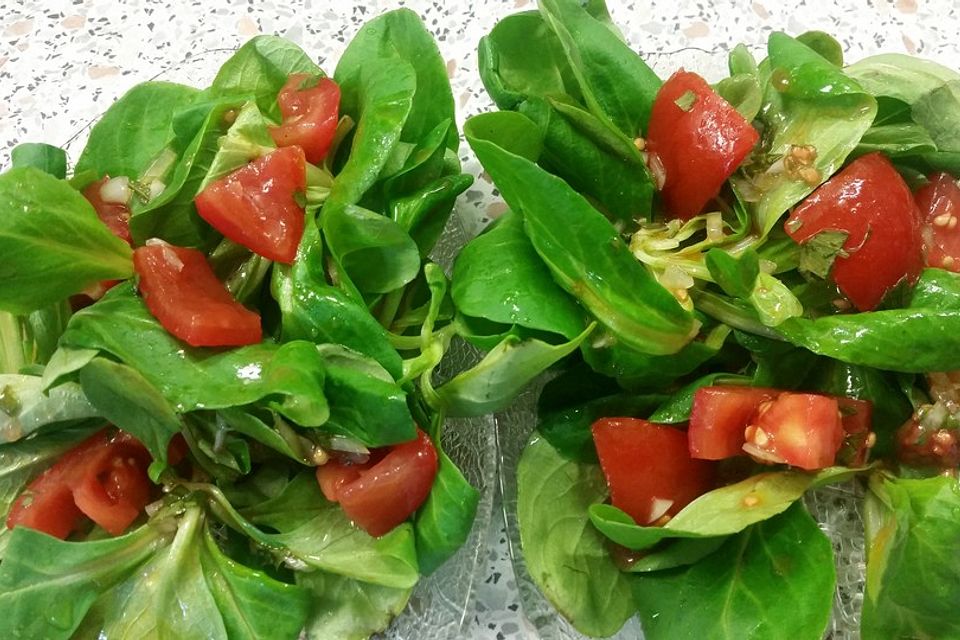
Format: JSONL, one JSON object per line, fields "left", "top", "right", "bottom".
{"left": 194, "top": 146, "right": 306, "bottom": 264}
{"left": 134, "top": 242, "right": 262, "bottom": 347}
{"left": 592, "top": 417, "right": 714, "bottom": 526}
{"left": 317, "top": 429, "right": 439, "bottom": 537}
{"left": 915, "top": 172, "right": 960, "bottom": 273}
{"left": 271, "top": 73, "right": 341, "bottom": 165}
{"left": 6, "top": 429, "right": 154, "bottom": 539}
{"left": 688, "top": 386, "right": 779, "bottom": 460}
{"left": 785, "top": 152, "right": 923, "bottom": 311}
{"left": 646, "top": 70, "right": 759, "bottom": 220}
{"left": 745, "top": 393, "right": 844, "bottom": 470}
{"left": 82, "top": 177, "right": 132, "bottom": 245}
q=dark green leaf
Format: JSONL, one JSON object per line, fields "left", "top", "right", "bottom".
{"left": 209, "top": 36, "right": 321, "bottom": 119}
{"left": 538, "top": 0, "right": 661, "bottom": 136}
{"left": 78, "top": 357, "right": 181, "bottom": 467}
{"left": 10, "top": 142, "right": 67, "bottom": 178}
{"left": 435, "top": 324, "right": 593, "bottom": 417}
{"left": 465, "top": 115, "right": 697, "bottom": 356}
{"left": 911, "top": 79, "right": 960, "bottom": 152}
{"left": 317, "top": 344, "right": 415, "bottom": 446}
{"left": 413, "top": 450, "right": 480, "bottom": 575}
{"left": 632, "top": 503, "right": 835, "bottom": 640}
{"left": 75, "top": 81, "right": 199, "bottom": 179}
{"left": 796, "top": 30, "right": 843, "bottom": 66}
{"left": 648, "top": 372, "right": 754, "bottom": 424}
{"left": 854, "top": 123, "right": 937, "bottom": 157}
{"left": 335, "top": 9, "right": 456, "bottom": 148}
{"left": 478, "top": 11, "right": 581, "bottom": 110}
{"left": 452, "top": 210, "right": 585, "bottom": 340}
{"left": 60, "top": 284, "right": 330, "bottom": 426}
{"left": 519, "top": 96, "right": 654, "bottom": 222}
{"left": 706, "top": 248, "right": 760, "bottom": 299}
{"left": 0, "top": 167, "right": 133, "bottom": 313}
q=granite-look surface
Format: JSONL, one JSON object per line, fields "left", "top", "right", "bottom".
{"left": 3, "top": 1, "right": 959, "bottom": 639}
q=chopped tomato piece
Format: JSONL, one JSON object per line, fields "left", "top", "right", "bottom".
{"left": 592, "top": 418, "right": 714, "bottom": 526}
{"left": 271, "top": 73, "right": 341, "bottom": 164}
{"left": 688, "top": 386, "right": 779, "bottom": 460}
{"left": 194, "top": 146, "right": 306, "bottom": 264}
{"left": 785, "top": 152, "right": 923, "bottom": 311}
{"left": 836, "top": 397, "right": 873, "bottom": 467}
{"left": 134, "top": 242, "right": 262, "bottom": 347}
{"left": 744, "top": 393, "right": 844, "bottom": 470}
{"left": 317, "top": 429, "right": 438, "bottom": 537}
{"left": 82, "top": 177, "right": 132, "bottom": 245}
{"left": 646, "top": 70, "right": 759, "bottom": 220}
{"left": 6, "top": 429, "right": 154, "bottom": 539}
{"left": 915, "top": 172, "right": 960, "bottom": 272}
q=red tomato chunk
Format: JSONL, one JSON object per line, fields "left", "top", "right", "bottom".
{"left": 134, "top": 242, "right": 262, "bottom": 347}
{"left": 915, "top": 172, "right": 960, "bottom": 273}
{"left": 592, "top": 417, "right": 714, "bottom": 526}
{"left": 195, "top": 145, "right": 307, "bottom": 264}
{"left": 316, "top": 428, "right": 438, "bottom": 537}
{"left": 6, "top": 429, "right": 154, "bottom": 539}
{"left": 688, "top": 386, "right": 779, "bottom": 460}
{"left": 82, "top": 177, "right": 132, "bottom": 245}
{"left": 646, "top": 70, "right": 759, "bottom": 220}
{"left": 785, "top": 152, "right": 923, "bottom": 312}
{"left": 271, "top": 73, "right": 341, "bottom": 165}
{"left": 745, "top": 393, "right": 844, "bottom": 471}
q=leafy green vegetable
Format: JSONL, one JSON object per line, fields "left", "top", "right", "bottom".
{"left": 0, "top": 168, "right": 134, "bottom": 314}
{"left": 209, "top": 36, "right": 321, "bottom": 118}
{"left": 434, "top": 324, "right": 594, "bottom": 418}
{"left": 861, "top": 475, "right": 960, "bottom": 640}
{"left": 0, "top": 374, "right": 98, "bottom": 443}
{"left": 706, "top": 248, "right": 760, "bottom": 299}
{"left": 648, "top": 372, "right": 753, "bottom": 424}
{"left": 0, "top": 521, "right": 170, "bottom": 638}
{"left": 465, "top": 114, "right": 698, "bottom": 356}
{"left": 75, "top": 81, "right": 199, "bottom": 179}
{"left": 298, "top": 571, "right": 411, "bottom": 640}
{"left": 911, "top": 79, "right": 960, "bottom": 152}
{"left": 10, "top": 142, "right": 67, "bottom": 178}
{"left": 517, "top": 436, "right": 634, "bottom": 637}
{"left": 451, "top": 209, "right": 585, "bottom": 340}
{"left": 737, "top": 32, "right": 877, "bottom": 235}
{"left": 0, "top": 302, "right": 71, "bottom": 375}
{"left": 846, "top": 53, "right": 960, "bottom": 106}
{"left": 413, "top": 450, "right": 480, "bottom": 575}
{"left": 538, "top": 0, "right": 661, "bottom": 136}
{"left": 78, "top": 357, "right": 181, "bottom": 468}
{"left": 59, "top": 284, "right": 330, "bottom": 427}
{"left": 632, "top": 503, "right": 836, "bottom": 640}
{"left": 588, "top": 470, "right": 845, "bottom": 551}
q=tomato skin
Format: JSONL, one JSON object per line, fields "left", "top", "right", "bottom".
{"left": 646, "top": 70, "right": 759, "bottom": 220}
{"left": 317, "top": 429, "right": 439, "bottom": 537}
{"left": 271, "top": 73, "right": 341, "bottom": 164}
{"left": 194, "top": 146, "right": 306, "bottom": 264}
{"left": 688, "top": 386, "right": 779, "bottom": 460}
{"left": 745, "top": 393, "right": 844, "bottom": 470}
{"left": 82, "top": 177, "right": 132, "bottom": 245}
{"left": 592, "top": 418, "right": 715, "bottom": 526}
{"left": 915, "top": 172, "right": 960, "bottom": 272}
{"left": 6, "top": 430, "right": 154, "bottom": 539}
{"left": 785, "top": 152, "right": 923, "bottom": 311}
{"left": 134, "top": 243, "right": 262, "bottom": 347}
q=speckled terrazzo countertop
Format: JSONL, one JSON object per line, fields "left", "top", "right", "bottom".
{"left": 3, "top": 2, "right": 959, "bottom": 639}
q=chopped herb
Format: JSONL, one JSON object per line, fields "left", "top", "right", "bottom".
{"left": 674, "top": 90, "right": 697, "bottom": 111}
{"left": 798, "top": 230, "right": 849, "bottom": 279}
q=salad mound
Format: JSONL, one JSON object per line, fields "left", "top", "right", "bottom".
{"left": 0, "top": 10, "right": 491, "bottom": 640}
{"left": 451, "top": 0, "right": 960, "bottom": 638}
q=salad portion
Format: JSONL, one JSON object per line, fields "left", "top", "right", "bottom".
{"left": 0, "top": 10, "right": 489, "bottom": 640}
{"left": 448, "top": 0, "right": 960, "bottom": 638}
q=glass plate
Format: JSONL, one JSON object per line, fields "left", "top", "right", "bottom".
{"left": 48, "top": 48, "right": 496, "bottom": 640}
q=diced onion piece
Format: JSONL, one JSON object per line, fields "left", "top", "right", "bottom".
{"left": 705, "top": 211, "right": 724, "bottom": 243}
{"left": 648, "top": 497, "right": 675, "bottom": 523}
{"left": 659, "top": 265, "right": 695, "bottom": 291}
{"left": 100, "top": 176, "right": 131, "bottom": 204}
